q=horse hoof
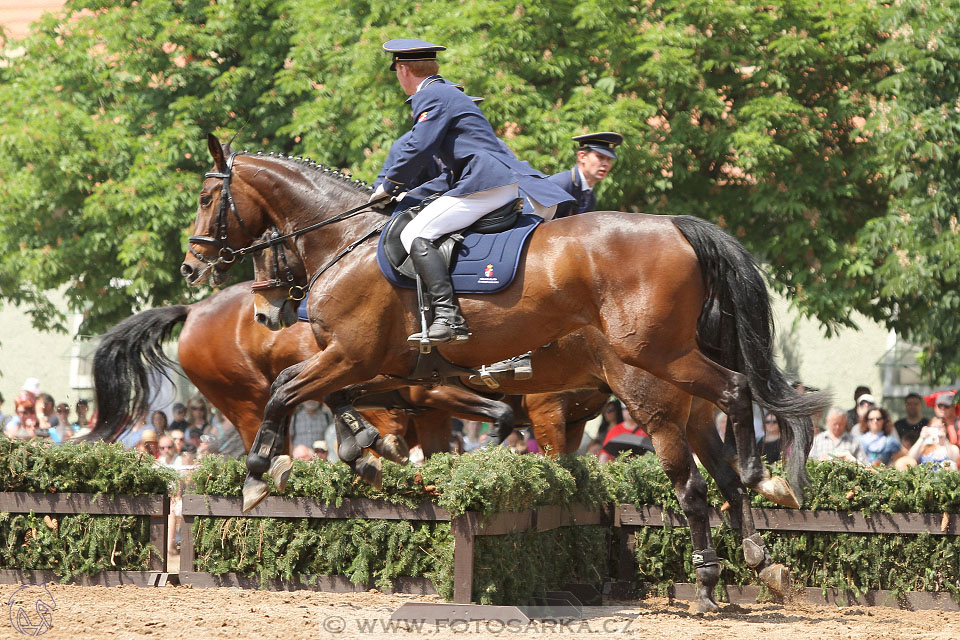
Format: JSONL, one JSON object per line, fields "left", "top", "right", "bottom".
{"left": 373, "top": 434, "right": 410, "bottom": 464}
{"left": 696, "top": 597, "right": 720, "bottom": 614}
{"left": 352, "top": 457, "right": 383, "bottom": 489}
{"left": 759, "top": 563, "right": 792, "bottom": 596}
{"left": 742, "top": 534, "right": 767, "bottom": 568}
{"left": 242, "top": 476, "right": 270, "bottom": 513}
{"left": 755, "top": 476, "right": 801, "bottom": 509}
{"left": 268, "top": 455, "right": 293, "bottom": 493}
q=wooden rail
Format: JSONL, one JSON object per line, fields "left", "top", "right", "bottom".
{"left": 0, "top": 492, "right": 169, "bottom": 583}
{"left": 616, "top": 504, "right": 960, "bottom": 535}
{"left": 179, "top": 494, "right": 606, "bottom": 601}
{"left": 3, "top": 491, "right": 958, "bottom": 610}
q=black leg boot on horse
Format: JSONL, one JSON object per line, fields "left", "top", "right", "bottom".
{"left": 407, "top": 237, "right": 471, "bottom": 345}
{"left": 242, "top": 417, "right": 293, "bottom": 512}
{"left": 331, "top": 401, "right": 408, "bottom": 489}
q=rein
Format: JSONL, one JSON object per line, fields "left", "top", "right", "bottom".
{"left": 189, "top": 152, "right": 392, "bottom": 269}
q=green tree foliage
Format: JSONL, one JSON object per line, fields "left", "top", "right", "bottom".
{"left": 850, "top": 0, "right": 960, "bottom": 379}
{"left": 0, "top": 0, "right": 955, "bottom": 376}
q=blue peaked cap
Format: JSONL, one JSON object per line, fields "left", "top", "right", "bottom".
{"left": 383, "top": 39, "right": 446, "bottom": 71}
{"left": 572, "top": 131, "right": 624, "bottom": 159}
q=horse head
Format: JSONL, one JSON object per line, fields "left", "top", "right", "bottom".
{"left": 180, "top": 134, "right": 271, "bottom": 286}
{"left": 181, "top": 133, "right": 378, "bottom": 289}
{"left": 250, "top": 228, "right": 308, "bottom": 331}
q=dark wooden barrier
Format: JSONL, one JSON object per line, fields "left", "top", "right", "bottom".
{"left": 3, "top": 491, "right": 957, "bottom": 610}
{"left": 179, "top": 494, "right": 605, "bottom": 601}
{"left": 0, "top": 492, "right": 169, "bottom": 585}
{"left": 615, "top": 504, "right": 959, "bottom": 535}
{"left": 615, "top": 504, "right": 959, "bottom": 610}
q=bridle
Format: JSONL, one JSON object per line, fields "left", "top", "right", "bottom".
{"left": 188, "top": 152, "right": 259, "bottom": 268}
{"left": 250, "top": 228, "right": 307, "bottom": 303}
{"left": 190, "top": 151, "right": 394, "bottom": 289}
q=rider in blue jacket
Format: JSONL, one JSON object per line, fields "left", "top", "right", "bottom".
{"left": 370, "top": 39, "right": 573, "bottom": 345}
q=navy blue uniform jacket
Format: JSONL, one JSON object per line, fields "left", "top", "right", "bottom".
{"left": 381, "top": 76, "right": 572, "bottom": 208}
{"left": 546, "top": 168, "right": 596, "bottom": 218}
{"left": 373, "top": 130, "right": 449, "bottom": 194}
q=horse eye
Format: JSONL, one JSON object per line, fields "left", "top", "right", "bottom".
{"left": 199, "top": 194, "right": 212, "bottom": 206}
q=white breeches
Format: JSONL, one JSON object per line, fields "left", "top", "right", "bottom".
{"left": 525, "top": 198, "right": 558, "bottom": 221}
{"left": 401, "top": 183, "right": 519, "bottom": 252}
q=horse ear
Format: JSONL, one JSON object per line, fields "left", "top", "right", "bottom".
{"left": 207, "top": 133, "right": 226, "bottom": 172}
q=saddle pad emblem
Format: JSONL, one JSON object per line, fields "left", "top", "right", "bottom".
{"left": 479, "top": 264, "right": 498, "bottom": 284}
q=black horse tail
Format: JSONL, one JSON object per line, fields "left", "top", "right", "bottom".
{"left": 671, "top": 215, "right": 831, "bottom": 501}
{"left": 84, "top": 306, "right": 189, "bottom": 442}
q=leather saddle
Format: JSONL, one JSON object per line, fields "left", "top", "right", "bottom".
{"left": 381, "top": 196, "right": 523, "bottom": 278}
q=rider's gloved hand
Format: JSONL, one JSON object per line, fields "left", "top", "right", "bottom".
{"left": 368, "top": 184, "right": 391, "bottom": 209}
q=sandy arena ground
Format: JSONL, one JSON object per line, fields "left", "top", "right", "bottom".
{"left": 2, "top": 581, "right": 959, "bottom": 640}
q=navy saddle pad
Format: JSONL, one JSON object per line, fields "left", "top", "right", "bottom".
{"left": 375, "top": 205, "right": 542, "bottom": 294}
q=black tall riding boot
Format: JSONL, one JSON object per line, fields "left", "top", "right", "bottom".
{"left": 408, "top": 237, "right": 470, "bottom": 344}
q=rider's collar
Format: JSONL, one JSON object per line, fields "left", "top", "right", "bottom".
{"left": 417, "top": 75, "right": 443, "bottom": 93}
{"left": 573, "top": 165, "right": 593, "bottom": 191}
{"left": 405, "top": 76, "right": 445, "bottom": 104}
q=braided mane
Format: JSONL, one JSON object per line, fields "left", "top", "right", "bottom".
{"left": 246, "top": 150, "right": 375, "bottom": 196}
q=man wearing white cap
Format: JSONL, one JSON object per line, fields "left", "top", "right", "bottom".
{"left": 22, "top": 378, "right": 41, "bottom": 398}
{"left": 933, "top": 390, "right": 960, "bottom": 446}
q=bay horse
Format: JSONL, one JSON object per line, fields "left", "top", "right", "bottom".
{"left": 212, "top": 138, "right": 826, "bottom": 610}
{"left": 252, "top": 249, "right": 802, "bottom": 611}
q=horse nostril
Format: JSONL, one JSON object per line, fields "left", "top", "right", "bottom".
{"left": 180, "top": 263, "right": 194, "bottom": 279}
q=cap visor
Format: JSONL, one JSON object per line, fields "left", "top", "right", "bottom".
{"left": 589, "top": 146, "right": 617, "bottom": 160}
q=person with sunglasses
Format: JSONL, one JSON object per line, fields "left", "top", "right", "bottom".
{"left": 168, "top": 429, "right": 186, "bottom": 454}
{"left": 185, "top": 396, "right": 211, "bottom": 440}
{"left": 157, "top": 434, "right": 178, "bottom": 468}
{"left": 858, "top": 406, "right": 907, "bottom": 467}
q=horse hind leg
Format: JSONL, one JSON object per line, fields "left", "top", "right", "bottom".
{"left": 629, "top": 347, "right": 773, "bottom": 495}
{"left": 686, "top": 402, "right": 792, "bottom": 596}
{"left": 657, "top": 433, "right": 721, "bottom": 613}
{"left": 624, "top": 402, "right": 720, "bottom": 613}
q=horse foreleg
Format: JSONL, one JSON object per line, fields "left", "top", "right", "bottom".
{"left": 357, "top": 408, "right": 413, "bottom": 464}
{"left": 242, "top": 352, "right": 390, "bottom": 512}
